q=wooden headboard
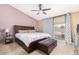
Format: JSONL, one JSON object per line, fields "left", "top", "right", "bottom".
{"left": 13, "top": 25, "right": 35, "bottom": 34}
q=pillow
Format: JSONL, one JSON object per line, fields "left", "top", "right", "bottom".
{"left": 18, "top": 30, "right": 29, "bottom": 33}
{"left": 28, "top": 30, "right": 36, "bottom": 33}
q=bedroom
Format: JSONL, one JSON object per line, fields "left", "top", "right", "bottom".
{"left": 0, "top": 4, "right": 79, "bottom": 55}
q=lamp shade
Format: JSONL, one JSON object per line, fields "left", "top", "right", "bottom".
{"left": 5, "top": 29, "right": 9, "bottom": 33}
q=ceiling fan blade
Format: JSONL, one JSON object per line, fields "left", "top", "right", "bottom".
{"left": 31, "top": 10, "right": 38, "bottom": 11}
{"left": 43, "top": 8, "right": 51, "bottom": 11}
{"left": 43, "top": 11, "right": 47, "bottom": 15}
{"left": 39, "top": 4, "right": 42, "bottom": 10}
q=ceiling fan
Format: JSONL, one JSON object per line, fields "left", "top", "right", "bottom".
{"left": 31, "top": 4, "right": 51, "bottom": 15}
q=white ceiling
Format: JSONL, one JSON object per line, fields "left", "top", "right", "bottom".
{"left": 11, "top": 4, "right": 79, "bottom": 20}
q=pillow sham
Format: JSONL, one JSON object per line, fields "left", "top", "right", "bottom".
{"left": 18, "top": 30, "right": 29, "bottom": 33}
{"left": 28, "top": 30, "right": 36, "bottom": 33}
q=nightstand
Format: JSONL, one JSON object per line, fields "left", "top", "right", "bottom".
{"left": 5, "top": 36, "right": 14, "bottom": 44}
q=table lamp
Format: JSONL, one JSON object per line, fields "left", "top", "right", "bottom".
{"left": 5, "top": 29, "right": 9, "bottom": 36}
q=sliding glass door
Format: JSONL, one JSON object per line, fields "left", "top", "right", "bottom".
{"left": 54, "top": 16, "right": 65, "bottom": 40}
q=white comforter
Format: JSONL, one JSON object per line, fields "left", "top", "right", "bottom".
{"left": 15, "top": 32, "right": 52, "bottom": 47}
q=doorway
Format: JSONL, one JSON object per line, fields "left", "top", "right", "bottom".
{"left": 54, "top": 16, "right": 65, "bottom": 40}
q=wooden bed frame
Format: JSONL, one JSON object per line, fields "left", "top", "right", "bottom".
{"left": 13, "top": 25, "right": 46, "bottom": 53}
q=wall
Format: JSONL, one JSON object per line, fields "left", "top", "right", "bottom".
{"left": 0, "top": 4, "right": 37, "bottom": 34}
{"left": 71, "top": 12, "right": 79, "bottom": 42}
{"left": 37, "top": 20, "right": 43, "bottom": 32}
{"left": 54, "top": 16, "right": 65, "bottom": 24}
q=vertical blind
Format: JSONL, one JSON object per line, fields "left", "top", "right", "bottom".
{"left": 43, "top": 17, "right": 54, "bottom": 38}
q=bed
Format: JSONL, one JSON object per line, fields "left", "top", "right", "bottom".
{"left": 13, "top": 25, "right": 52, "bottom": 53}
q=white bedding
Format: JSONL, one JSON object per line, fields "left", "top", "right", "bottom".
{"left": 15, "top": 32, "right": 52, "bottom": 47}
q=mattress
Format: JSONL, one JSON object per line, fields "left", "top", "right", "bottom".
{"left": 15, "top": 32, "right": 52, "bottom": 47}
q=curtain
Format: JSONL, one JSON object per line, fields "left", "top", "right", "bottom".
{"left": 43, "top": 17, "right": 54, "bottom": 38}
{"left": 65, "top": 13, "right": 72, "bottom": 44}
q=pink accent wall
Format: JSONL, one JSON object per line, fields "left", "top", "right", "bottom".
{"left": 0, "top": 4, "right": 37, "bottom": 34}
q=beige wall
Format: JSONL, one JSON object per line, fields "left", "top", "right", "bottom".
{"left": 37, "top": 20, "right": 43, "bottom": 32}
{"left": 71, "top": 12, "right": 79, "bottom": 41}
{"left": 54, "top": 16, "right": 65, "bottom": 24}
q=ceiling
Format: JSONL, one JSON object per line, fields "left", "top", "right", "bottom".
{"left": 11, "top": 4, "right": 79, "bottom": 20}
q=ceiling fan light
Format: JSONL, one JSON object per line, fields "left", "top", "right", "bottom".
{"left": 40, "top": 11, "right": 43, "bottom": 13}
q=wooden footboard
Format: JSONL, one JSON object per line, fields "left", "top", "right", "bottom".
{"left": 15, "top": 37, "right": 47, "bottom": 53}
{"left": 15, "top": 38, "right": 37, "bottom": 53}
